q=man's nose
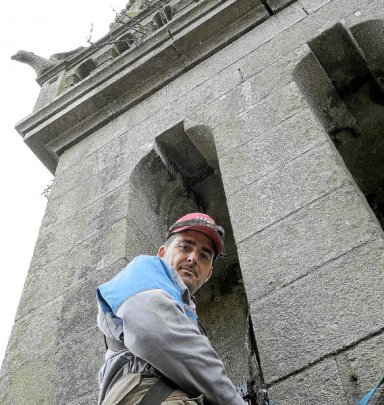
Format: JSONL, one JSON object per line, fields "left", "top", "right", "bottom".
{"left": 187, "top": 250, "right": 198, "bottom": 263}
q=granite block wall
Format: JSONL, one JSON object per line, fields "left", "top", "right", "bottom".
{"left": 2, "top": 0, "right": 384, "bottom": 403}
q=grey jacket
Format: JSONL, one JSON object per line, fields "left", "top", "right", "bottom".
{"left": 96, "top": 255, "right": 244, "bottom": 405}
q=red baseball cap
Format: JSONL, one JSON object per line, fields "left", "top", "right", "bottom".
{"left": 166, "top": 213, "right": 225, "bottom": 259}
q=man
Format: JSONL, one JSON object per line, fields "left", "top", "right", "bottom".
{"left": 96, "top": 213, "right": 246, "bottom": 404}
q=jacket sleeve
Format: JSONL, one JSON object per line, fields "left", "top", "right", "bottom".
{"left": 116, "top": 288, "right": 245, "bottom": 405}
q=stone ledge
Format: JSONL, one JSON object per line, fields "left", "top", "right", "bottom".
{"left": 15, "top": 0, "right": 269, "bottom": 173}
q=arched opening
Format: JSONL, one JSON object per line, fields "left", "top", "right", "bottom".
{"left": 129, "top": 121, "right": 263, "bottom": 389}
{"left": 65, "top": 59, "right": 97, "bottom": 88}
{"left": 112, "top": 33, "right": 135, "bottom": 57}
{"left": 294, "top": 20, "right": 384, "bottom": 229}
{"left": 75, "top": 59, "right": 97, "bottom": 81}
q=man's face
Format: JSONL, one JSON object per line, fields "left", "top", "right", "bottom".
{"left": 158, "top": 229, "right": 214, "bottom": 294}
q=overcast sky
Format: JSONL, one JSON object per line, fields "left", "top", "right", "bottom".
{"left": 0, "top": 0, "right": 128, "bottom": 368}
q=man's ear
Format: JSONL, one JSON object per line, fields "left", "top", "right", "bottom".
{"left": 157, "top": 245, "right": 166, "bottom": 258}
{"left": 205, "top": 267, "right": 213, "bottom": 283}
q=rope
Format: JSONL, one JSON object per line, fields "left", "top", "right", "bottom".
{"left": 357, "top": 374, "right": 384, "bottom": 405}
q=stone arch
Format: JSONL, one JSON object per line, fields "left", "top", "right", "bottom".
{"left": 293, "top": 19, "right": 384, "bottom": 229}
{"left": 66, "top": 59, "right": 97, "bottom": 88}
{"left": 128, "top": 121, "right": 263, "bottom": 388}
{"left": 112, "top": 33, "right": 135, "bottom": 57}
{"left": 75, "top": 59, "right": 97, "bottom": 81}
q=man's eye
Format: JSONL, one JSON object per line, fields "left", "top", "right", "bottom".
{"left": 201, "top": 253, "right": 210, "bottom": 261}
{"left": 178, "top": 243, "right": 189, "bottom": 250}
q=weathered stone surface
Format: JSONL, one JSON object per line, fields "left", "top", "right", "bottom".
{"left": 267, "top": 0, "right": 296, "bottom": 13}
{"left": 298, "top": 0, "right": 332, "bottom": 14}
{"left": 350, "top": 20, "right": 384, "bottom": 86}
{"left": 238, "top": 183, "right": 381, "bottom": 300}
{"left": 198, "top": 288, "right": 251, "bottom": 385}
{"left": 57, "top": 259, "right": 127, "bottom": 345}
{"left": 347, "top": 333, "right": 384, "bottom": 393}
{"left": 0, "top": 353, "right": 59, "bottom": 405}
{"left": 187, "top": 54, "right": 305, "bottom": 152}
{"left": 2, "top": 297, "right": 63, "bottom": 374}
{"left": 126, "top": 101, "right": 187, "bottom": 144}
{"left": 174, "top": 66, "right": 240, "bottom": 120}
{"left": 226, "top": 3, "right": 306, "bottom": 74}
{"left": 33, "top": 70, "right": 66, "bottom": 112}
{"left": 126, "top": 216, "right": 159, "bottom": 257}
{"left": 54, "top": 99, "right": 170, "bottom": 184}
{"left": 221, "top": 108, "right": 328, "bottom": 196}
{"left": 127, "top": 187, "right": 168, "bottom": 249}
{"left": 0, "top": 370, "right": 11, "bottom": 404}
{"left": 56, "top": 3, "right": 306, "bottom": 172}
{"left": 46, "top": 3, "right": 307, "bottom": 173}
{"left": 369, "top": 387, "right": 384, "bottom": 405}
{"left": 2, "top": 259, "right": 127, "bottom": 404}
{"left": 19, "top": 0, "right": 272, "bottom": 173}
{"left": 43, "top": 152, "right": 137, "bottom": 229}
{"left": 268, "top": 359, "right": 348, "bottom": 405}
{"left": 334, "top": 352, "right": 361, "bottom": 405}
{"left": 371, "top": 389, "right": 384, "bottom": 405}
{"left": 97, "top": 133, "right": 134, "bottom": 172}
{"left": 199, "top": 80, "right": 307, "bottom": 153}
{"left": 203, "top": 1, "right": 379, "bottom": 140}
{"left": 42, "top": 180, "right": 98, "bottom": 230}
{"left": 180, "top": 3, "right": 269, "bottom": 68}
{"left": 184, "top": 123, "right": 220, "bottom": 172}
{"left": 344, "top": 1, "right": 384, "bottom": 30}
{"left": 32, "top": 185, "right": 130, "bottom": 267}
{"left": 16, "top": 258, "right": 68, "bottom": 320}
{"left": 51, "top": 150, "right": 98, "bottom": 198}
{"left": 173, "top": 0, "right": 267, "bottom": 55}
{"left": 49, "top": 56, "right": 184, "bottom": 172}
{"left": 209, "top": 47, "right": 306, "bottom": 154}
{"left": 239, "top": 44, "right": 308, "bottom": 108}
{"left": 167, "top": 3, "right": 306, "bottom": 108}
{"left": 53, "top": 70, "right": 183, "bottom": 175}
{"left": 54, "top": 325, "right": 104, "bottom": 405}
{"left": 228, "top": 141, "right": 352, "bottom": 240}
{"left": 250, "top": 239, "right": 384, "bottom": 383}
{"left": 67, "top": 392, "right": 99, "bottom": 405}
{"left": 231, "top": 0, "right": 375, "bottom": 87}
{"left": 31, "top": 216, "right": 127, "bottom": 281}
{"left": 18, "top": 214, "right": 158, "bottom": 319}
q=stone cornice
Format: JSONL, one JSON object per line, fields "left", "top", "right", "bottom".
{"left": 16, "top": 0, "right": 269, "bottom": 173}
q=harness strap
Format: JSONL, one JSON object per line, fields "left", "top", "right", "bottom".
{"left": 138, "top": 376, "right": 177, "bottom": 405}
{"left": 105, "top": 336, "right": 179, "bottom": 404}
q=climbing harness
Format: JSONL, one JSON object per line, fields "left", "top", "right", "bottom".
{"left": 138, "top": 376, "right": 178, "bottom": 405}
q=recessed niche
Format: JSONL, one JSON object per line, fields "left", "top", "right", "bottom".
{"left": 294, "top": 21, "right": 384, "bottom": 229}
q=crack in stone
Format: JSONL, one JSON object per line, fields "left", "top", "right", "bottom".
{"left": 265, "top": 325, "right": 384, "bottom": 387}
{"left": 236, "top": 178, "right": 349, "bottom": 244}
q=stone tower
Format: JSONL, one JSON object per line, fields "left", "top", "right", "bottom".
{"left": 1, "top": 0, "right": 383, "bottom": 404}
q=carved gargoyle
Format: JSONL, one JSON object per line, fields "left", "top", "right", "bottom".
{"left": 11, "top": 47, "right": 85, "bottom": 77}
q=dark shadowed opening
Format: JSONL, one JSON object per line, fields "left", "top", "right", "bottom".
{"left": 294, "top": 20, "right": 384, "bottom": 229}
{"left": 129, "top": 121, "right": 264, "bottom": 387}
